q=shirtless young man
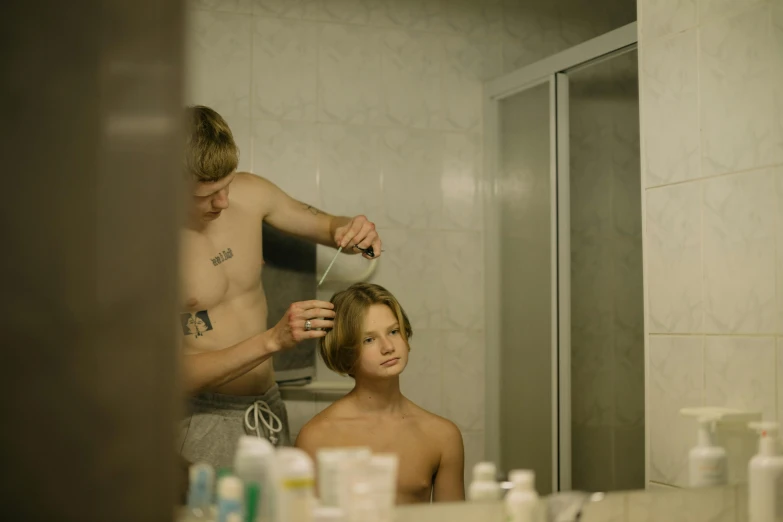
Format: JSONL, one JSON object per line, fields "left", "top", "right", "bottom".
{"left": 178, "top": 106, "right": 382, "bottom": 469}
{"left": 295, "top": 283, "right": 465, "bottom": 504}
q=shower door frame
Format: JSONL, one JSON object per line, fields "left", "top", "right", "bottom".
{"left": 483, "top": 22, "right": 638, "bottom": 493}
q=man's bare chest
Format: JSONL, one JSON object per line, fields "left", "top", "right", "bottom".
{"left": 180, "top": 225, "right": 264, "bottom": 312}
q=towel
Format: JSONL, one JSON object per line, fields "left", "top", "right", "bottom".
{"left": 261, "top": 222, "right": 317, "bottom": 385}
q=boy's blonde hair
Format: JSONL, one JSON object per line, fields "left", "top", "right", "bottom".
{"left": 320, "top": 283, "right": 413, "bottom": 377}
{"left": 185, "top": 105, "right": 239, "bottom": 182}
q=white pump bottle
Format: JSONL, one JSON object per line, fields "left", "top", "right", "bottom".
{"left": 748, "top": 422, "right": 783, "bottom": 522}
{"left": 688, "top": 415, "right": 727, "bottom": 487}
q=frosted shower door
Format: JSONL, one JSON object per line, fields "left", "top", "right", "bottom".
{"left": 497, "top": 80, "right": 557, "bottom": 495}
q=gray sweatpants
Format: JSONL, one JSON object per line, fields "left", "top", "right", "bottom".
{"left": 178, "top": 384, "right": 291, "bottom": 470}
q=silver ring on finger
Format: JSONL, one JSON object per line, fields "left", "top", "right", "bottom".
{"left": 304, "top": 320, "right": 312, "bottom": 331}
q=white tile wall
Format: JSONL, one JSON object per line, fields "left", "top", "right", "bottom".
{"left": 700, "top": 4, "right": 781, "bottom": 177}
{"left": 702, "top": 169, "right": 776, "bottom": 333}
{"left": 252, "top": 18, "right": 319, "bottom": 122}
{"left": 186, "top": 10, "right": 252, "bottom": 118}
{"left": 704, "top": 336, "right": 777, "bottom": 420}
{"left": 640, "top": 0, "right": 698, "bottom": 39}
{"left": 647, "top": 336, "right": 703, "bottom": 485}
{"left": 645, "top": 183, "right": 702, "bottom": 333}
{"left": 641, "top": 29, "right": 700, "bottom": 187}
{"left": 640, "top": 0, "right": 783, "bottom": 488}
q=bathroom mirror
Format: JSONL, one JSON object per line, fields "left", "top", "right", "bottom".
{"left": 182, "top": 0, "right": 774, "bottom": 503}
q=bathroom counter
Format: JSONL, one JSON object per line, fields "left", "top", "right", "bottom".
{"left": 395, "top": 501, "right": 504, "bottom": 521}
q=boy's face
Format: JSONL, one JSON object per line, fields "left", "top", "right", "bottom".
{"left": 189, "top": 173, "right": 235, "bottom": 224}
{"left": 354, "top": 304, "right": 409, "bottom": 380}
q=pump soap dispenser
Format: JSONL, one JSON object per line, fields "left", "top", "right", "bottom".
{"left": 688, "top": 415, "right": 727, "bottom": 488}
{"left": 747, "top": 422, "right": 783, "bottom": 522}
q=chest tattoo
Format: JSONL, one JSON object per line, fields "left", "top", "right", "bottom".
{"left": 180, "top": 310, "right": 214, "bottom": 338}
{"left": 211, "top": 247, "right": 234, "bottom": 267}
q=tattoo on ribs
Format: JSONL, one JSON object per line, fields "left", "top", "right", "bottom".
{"left": 302, "top": 203, "right": 322, "bottom": 216}
{"left": 180, "top": 310, "right": 213, "bottom": 338}
{"left": 211, "top": 247, "right": 234, "bottom": 267}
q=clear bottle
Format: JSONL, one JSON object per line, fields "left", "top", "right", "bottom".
{"left": 748, "top": 422, "right": 783, "bottom": 522}
{"left": 505, "top": 470, "right": 539, "bottom": 522}
{"left": 468, "top": 462, "right": 501, "bottom": 502}
{"left": 688, "top": 416, "right": 727, "bottom": 487}
{"left": 276, "top": 447, "right": 316, "bottom": 522}
{"left": 185, "top": 463, "right": 215, "bottom": 520}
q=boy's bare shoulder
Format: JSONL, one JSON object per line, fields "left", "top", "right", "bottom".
{"left": 407, "top": 401, "right": 462, "bottom": 440}
{"left": 295, "top": 398, "right": 352, "bottom": 447}
{"left": 306, "top": 401, "right": 346, "bottom": 427}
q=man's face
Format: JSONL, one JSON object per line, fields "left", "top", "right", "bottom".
{"left": 189, "top": 173, "right": 235, "bottom": 223}
{"left": 354, "top": 304, "right": 409, "bottom": 380}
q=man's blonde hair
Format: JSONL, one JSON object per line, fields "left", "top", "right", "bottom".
{"left": 185, "top": 105, "right": 239, "bottom": 182}
{"left": 320, "top": 283, "right": 413, "bottom": 377}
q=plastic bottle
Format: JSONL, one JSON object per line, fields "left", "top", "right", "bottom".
{"left": 316, "top": 447, "right": 371, "bottom": 508}
{"left": 244, "top": 481, "right": 260, "bottom": 522}
{"left": 209, "top": 468, "right": 232, "bottom": 520}
{"left": 214, "top": 468, "right": 232, "bottom": 502}
{"left": 688, "top": 416, "right": 727, "bottom": 487}
{"left": 468, "top": 462, "right": 501, "bottom": 502}
{"left": 186, "top": 463, "right": 215, "bottom": 520}
{"left": 276, "top": 447, "right": 316, "bottom": 522}
{"left": 505, "top": 469, "right": 540, "bottom": 522}
{"left": 748, "top": 422, "right": 783, "bottom": 522}
{"left": 216, "top": 475, "right": 244, "bottom": 522}
{"left": 346, "top": 480, "right": 377, "bottom": 522}
{"left": 234, "top": 436, "right": 276, "bottom": 522}
{"left": 367, "top": 454, "right": 398, "bottom": 522}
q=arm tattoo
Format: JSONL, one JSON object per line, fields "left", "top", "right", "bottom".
{"left": 180, "top": 310, "right": 214, "bottom": 338}
{"left": 302, "top": 203, "right": 323, "bottom": 216}
{"left": 211, "top": 247, "right": 234, "bottom": 267}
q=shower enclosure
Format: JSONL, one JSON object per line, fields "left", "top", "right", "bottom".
{"left": 484, "top": 23, "right": 644, "bottom": 494}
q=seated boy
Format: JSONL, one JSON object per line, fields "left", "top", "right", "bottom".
{"left": 295, "top": 283, "right": 465, "bottom": 504}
